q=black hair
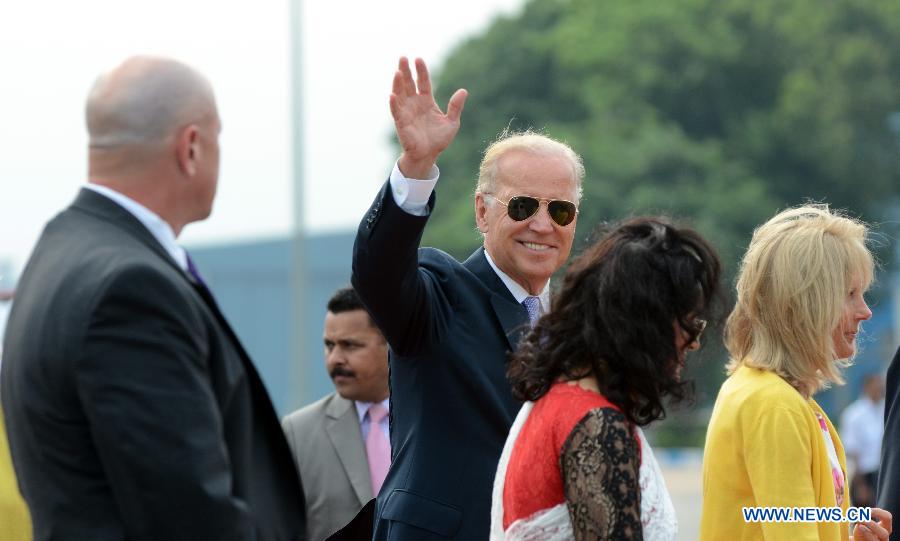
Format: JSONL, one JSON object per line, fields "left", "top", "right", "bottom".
{"left": 507, "top": 217, "right": 722, "bottom": 426}
{"left": 327, "top": 286, "right": 366, "bottom": 314}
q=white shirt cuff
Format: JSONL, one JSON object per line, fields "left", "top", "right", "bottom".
{"left": 389, "top": 160, "right": 439, "bottom": 216}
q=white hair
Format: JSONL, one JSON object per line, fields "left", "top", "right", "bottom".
{"left": 477, "top": 128, "right": 585, "bottom": 201}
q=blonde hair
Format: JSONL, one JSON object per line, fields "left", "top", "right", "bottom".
{"left": 725, "top": 204, "right": 874, "bottom": 396}
{"left": 476, "top": 129, "right": 585, "bottom": 201}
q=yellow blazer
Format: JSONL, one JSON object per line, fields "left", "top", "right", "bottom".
{"left": 701, "top": 365, "right": 850, "bottom": 541}
{"left": 0, "top": 408, "right": 31, "bottom": 541}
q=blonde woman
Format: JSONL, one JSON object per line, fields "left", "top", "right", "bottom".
{"left": 700, "top": 205, "right": 892, "bottom": 540}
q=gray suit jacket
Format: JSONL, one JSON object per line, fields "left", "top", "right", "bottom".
{"left": 2, "top": 188, "right": 305, "bottom": 540}
{"left": 283, "top": 394, "right": 372, "bottom": 541}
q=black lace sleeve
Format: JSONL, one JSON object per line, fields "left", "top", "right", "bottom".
{"left": 559, "top": 407, "right": 642, "bottom": 540}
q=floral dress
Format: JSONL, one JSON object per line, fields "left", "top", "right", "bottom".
{"left": 816, "top": 412, "right": 846, "bottom": 507}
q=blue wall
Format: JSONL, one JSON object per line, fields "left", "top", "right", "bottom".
{"left": 188, "top": 231, "right": 355, "bottom": 417}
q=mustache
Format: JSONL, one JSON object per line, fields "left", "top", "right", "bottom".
{"left": 330, "top": 366, "right": 356, "bottom": 379}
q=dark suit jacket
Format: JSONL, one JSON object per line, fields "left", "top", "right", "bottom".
{"left": 282, "top": 393, "right": 372, "bottom": 541}
{"left": 1, "top": 188, "right": 306, "bottom": 540}
{"left": 352, "top": 182, "right": 527, "bottom": 540}
{"left": 877, "top": 345, "right": 900, "bottom": 515}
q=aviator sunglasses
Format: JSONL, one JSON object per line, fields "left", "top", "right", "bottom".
{"left": 484, "top": 194, "right": 578, "bottom": 227}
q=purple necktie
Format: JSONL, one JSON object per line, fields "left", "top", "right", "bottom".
{"left": 366, "top": 404, "right": 390, "bottom": 496}
{"left": 185, "top": 254, "right": 207, "bottom": 288}
{"left": 185, "top": 254, "right": 219, "bottom": 308}
{"left": 522, "top": 296, "right": 541, "bottom": 326}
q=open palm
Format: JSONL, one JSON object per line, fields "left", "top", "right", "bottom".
{"left": 390, "top": 57, "right": 467, "bottom": 178}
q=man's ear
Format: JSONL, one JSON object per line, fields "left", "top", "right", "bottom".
{"left": 175, "top": 125, "right": 199, "bottom": 176}
{"left": 475, "top": 192, "right": 489, "bottom": 234}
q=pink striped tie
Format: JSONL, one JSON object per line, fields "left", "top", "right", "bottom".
{"left": 366, "top": 404, "right": 390, "bottom": 496}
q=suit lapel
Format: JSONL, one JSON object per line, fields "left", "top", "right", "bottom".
{"left": 463, "top": 248, "right": 530, "bottom": 351}
{"left": 73, "top": 187, "right": 289, "bottom": 456}
{"left": 325, "top": 396, "right": 373, "bottom": 505}
{"left": 70, "top": 188, "right": 187, "bottom": 278}
{"left": 73, "top": 190, "right": 257, "bottom": 367}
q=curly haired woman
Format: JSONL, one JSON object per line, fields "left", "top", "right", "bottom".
{"left": 491, "top": 217, "right": 721, "bottom": 540}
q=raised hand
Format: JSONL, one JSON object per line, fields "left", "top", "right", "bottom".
{"left": 390, "top": 57, "right": 467, "bottom": 179}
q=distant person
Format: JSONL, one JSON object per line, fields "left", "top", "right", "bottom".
{"left": 0, "top": 56, "right": 306, "bottom": 540}
{"left": 352, "top": 57, "right": 583, "bottom": 539}
{"left": 0, "top": 346, "right": 30, "bottom": 541}
{"left": 491, "top": 217, "right": 721, "bottom": 540}
{"left": 841, "top": 374, "right": 885, "bottom": 508}
{"left": 283, "top": 287, "right": 390, "bottom": 541}
{"left": 701, "top": 205, "right": 891, "bottom": 540}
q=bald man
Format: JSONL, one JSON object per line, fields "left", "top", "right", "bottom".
{"left": 1, "top": 56, "right": 306, "bottom": 540}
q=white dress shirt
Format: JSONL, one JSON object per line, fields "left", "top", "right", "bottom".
{"left": 388, "top": 161, "right": 550, "bottom": 314}
{"left": 83, "top": 184, "right": 188, "bottom": 272}
{"left": 355, "top": 398, "right": 391, "bottom": 442}
{"left": 388, "top": 161, "right": 439, "bottom": 217}
{"left": 840, "top": 396, "right": 885, "bottom": 474}
{"left": 482, "top": 250, "right": 550, "bottom": 314}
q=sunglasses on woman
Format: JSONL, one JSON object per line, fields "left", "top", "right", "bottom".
{"left": 484, "top": 194, "right": 578, "bottom": 227}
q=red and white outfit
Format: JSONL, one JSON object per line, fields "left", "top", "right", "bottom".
{"left": 491, "top": 383, "right": 677, "bottom": 540}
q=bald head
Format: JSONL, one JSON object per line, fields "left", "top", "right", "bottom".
{"left": 86, "top": 56, "right": 223, "bottom": 236}
{"left": 86, "top": 56, "right": 216, "bottom": 150}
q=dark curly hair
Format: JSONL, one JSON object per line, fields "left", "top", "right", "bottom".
{"left": 508, "top": 217, "right": 722, "bottom": 426}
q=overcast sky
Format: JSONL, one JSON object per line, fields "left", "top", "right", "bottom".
{"left": 0, "top": 0, "right": 524, "bottom": 280}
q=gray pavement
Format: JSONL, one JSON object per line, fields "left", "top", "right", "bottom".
{"left": 658, "top": 449, "right": 703, "bottom": 540}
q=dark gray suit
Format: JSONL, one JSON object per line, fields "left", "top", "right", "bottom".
{"left": 1, "top": 188, "right": 306, "bottom": 540}
{"left": 352, "top": 182, "right": 527, "bottom": 540}
{"left": 283, "top": 393, "right": 372, "bottom": 541}
{"left": 877, "top": 346, "right": 900, "bottom": 517}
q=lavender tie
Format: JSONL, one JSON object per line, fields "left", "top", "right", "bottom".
{"left": 522, "top": 296, "right": 541, "bottom": 326}
{"left": 366, "top": 404, "right": 390, "bottom": 496}
{"left": 185, "top": 254, "right": 207, "bottom": 288}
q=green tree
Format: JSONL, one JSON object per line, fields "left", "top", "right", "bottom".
{"left": 421, "top": 0, "right": 900, "bottom": 273}
{"left": 407, "top": 0, "right": 900, "bottom": 426}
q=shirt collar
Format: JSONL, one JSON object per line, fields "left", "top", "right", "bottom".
{"left": 84, "top": 183, "right": 188, "bottom": 272}
{"left": 355, "top": 398, "right": 391, "bottom": 424}
{"left": 482, "top": 249, "right": 550, "bottom": 313}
